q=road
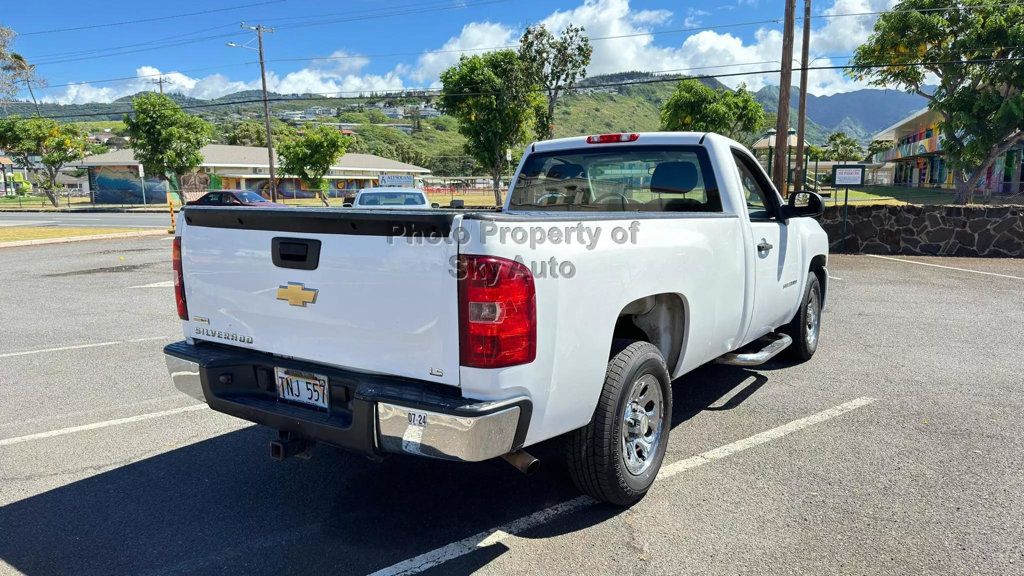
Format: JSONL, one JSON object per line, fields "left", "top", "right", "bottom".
{"left": 0, "top": 211, "right": 171, "bottom": 228}
{"left": 1, "top": 238, "right": 1022, "bottom": 575}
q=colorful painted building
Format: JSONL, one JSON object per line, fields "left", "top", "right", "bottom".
{"left": 75, "top": 144, "right": 430, "bottom": 204}
{"left": 872, "top": 108, "right": 1024, "bottom": 195}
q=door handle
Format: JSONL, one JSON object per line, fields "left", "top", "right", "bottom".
{"left": 757, "top": 239, "right": 773, "bottom": 253}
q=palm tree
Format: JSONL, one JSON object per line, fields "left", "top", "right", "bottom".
{"left": 2, "top": 53, "right": 41, "bottom": 116}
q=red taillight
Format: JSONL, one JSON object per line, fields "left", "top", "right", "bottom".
{"left": 458, "top": 255, "right": 536, "bottom": 368}
{"left": 172, "top": 236, "right": 188, "bottom": 320}
{"left": 586, "top": 133, "right": 639, "bottom": 144}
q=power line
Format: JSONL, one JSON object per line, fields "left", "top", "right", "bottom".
{"left": 29, "top": 1, "right": 1024, "bottom": 85}
{"left": 19, "top": 56, "right": 1024, "bottom": 121}
{"left": 16, "top": 0, "right": 285, "bottom": 36}
{"left": 28, "top": 23, "right": 241, "bottom": 61}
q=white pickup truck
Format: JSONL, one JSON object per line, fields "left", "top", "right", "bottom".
{"left": 165, "top": 132, "right": 829, "bottom": 505}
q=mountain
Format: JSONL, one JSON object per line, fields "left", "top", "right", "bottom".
{"left": 0, "top": 74, "right": 929, "bottom": 147}
{"left": 754, "top": 85, "right": 928, "bottom": 143}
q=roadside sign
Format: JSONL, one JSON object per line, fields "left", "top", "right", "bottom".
{"left": 138, "top": 164, "right": 145, "bottom": 178}
{"left": 832, "top": 164, "right": 865, "bottom": 187}
{"left": 379, "top": 174, "right": 415, "bottom": 187}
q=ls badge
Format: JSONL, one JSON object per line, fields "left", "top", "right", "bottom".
{"left": 276, "top": 282, "right": 318, "bottom": 307}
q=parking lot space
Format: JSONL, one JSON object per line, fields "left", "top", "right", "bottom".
{"left": 1, "top": 241, "right": 1022, "bottom": 575}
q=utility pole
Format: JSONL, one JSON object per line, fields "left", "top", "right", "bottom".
{"left": 149, "top": 76, "right": 172, "bottom": 95}
{"left": 793, "top": 0, "right": 812, "bottom": 195}
{"left": 230, "top": 23, "right": 278, "bottom": 201}
{"left": 773, "top": 0, "right": 797, "bottom": 195}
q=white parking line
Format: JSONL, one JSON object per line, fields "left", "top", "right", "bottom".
{"left": 0, "top": 404, "right": 207, "bottom": 447}
{"left": 370, "top": 396, "right": 877, "bottom": 576}
{"left": 0, "top": 335, "right": 171, "bottom": 358}
{"left": 828, "top": 275, "right": 843, "bottom": 281}
{"left": 867, "top": 254, "right": 1024, "bottom": 280}
{"left": 130, "top": 280, "right": 174, "bottom": 288}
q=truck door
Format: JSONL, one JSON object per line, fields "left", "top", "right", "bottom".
{"left": 731, "top": 150, "right": 801, "bottom": 340}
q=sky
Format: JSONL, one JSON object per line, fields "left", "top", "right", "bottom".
{"left": 2, "top": 0, "right": 896, "bottom": 105}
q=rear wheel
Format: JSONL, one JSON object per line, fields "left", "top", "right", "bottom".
{"left": 782, "top": 273, "right": 822, "bottom": 362}
{"left": 566, "top": 340, "right": 672, "bottom": 506}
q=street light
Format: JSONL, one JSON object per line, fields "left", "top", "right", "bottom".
{"left": 227, "top": 23, "right": 278, "bottom": 202}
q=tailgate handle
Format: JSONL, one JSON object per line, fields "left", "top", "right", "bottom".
{"left": 272, "top": 237, "right": 321, "bottom": 270}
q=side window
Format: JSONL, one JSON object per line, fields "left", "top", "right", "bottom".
{"left": 204, "top": 193, "right": 220, "bottom": 205}
{"left": 731, "top": 151, "right": 775, "bottom": 220}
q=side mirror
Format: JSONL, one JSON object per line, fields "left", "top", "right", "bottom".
{"left": 783, "top": 191, "right": 824, "bottom": 219}
{"left": 431, "top": 202, "right": 440, "bottom": 209}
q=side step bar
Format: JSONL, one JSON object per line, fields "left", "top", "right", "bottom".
{"left": 716, "top": 333, "right": 792, "bottom": 366}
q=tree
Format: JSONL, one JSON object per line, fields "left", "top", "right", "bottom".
{"left": 123, "top": 93, "right": 213, "bottom": 202}
{"left": 824, "top": 132, "right": 865, "bottom": 161}
{"left": 660, "top": 80, "right": 766, "bottom": 144}
{"left": 1, "top": 53, "right": 44, "bottom": 116}
{"left": 277, "top": 124, "right": 351, "bottom": 201}
{"left": 866, "top": 139, "right": 895, "bottom": 162}
{"left": 225, "top": 119, "right": 296, "bottom": 147}
{"left": 806, "top": 144, "right": 826, "bottom": 161}
{"left": 0, "top": 116, "right": 87, "bottom": 206}
{"left": 852, "top": 0, "right": 1024, "bottom": 202}
{"left": 519, "top": 23, "right": 593, "bottom": 140}
{"left": 440, "top": 50, "right": 543, "bottom": 205}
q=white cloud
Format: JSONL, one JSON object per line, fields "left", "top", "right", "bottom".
{"left": 42, "top": 57, "right": 404, "bottom": 104}
{"left": 631, "top": 9, "right": 672, "bottom": 25}
{"left": 40, "top": 0, "right": 897, "bottom": 104}
{"left": 409, "top": 22, "right": 517, "bottom": 85}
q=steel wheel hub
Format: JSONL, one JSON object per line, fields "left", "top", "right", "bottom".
{"left": 621, "top": 373, "right": 664, "bottom": 476}
{"left": 806, "top": 289, "right": 820, "bottom": 348}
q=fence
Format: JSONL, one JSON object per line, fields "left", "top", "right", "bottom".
{"left": 0, "top": 189, "right": 177, "bottom": 210}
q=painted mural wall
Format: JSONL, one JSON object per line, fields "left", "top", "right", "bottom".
{"left": 88, "top": 166, "right": 168, "bottom": 204}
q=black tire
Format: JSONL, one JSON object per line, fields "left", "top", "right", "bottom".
{"left": 782, "top": 272, "right": 822, "bottom": 362}
{"left": 566, "top": 340, "right": 672, "bottom": 506}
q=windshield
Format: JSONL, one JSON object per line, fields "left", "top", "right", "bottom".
{"left": 358, "top": 192, "right": 426, "bottom": 206}
{"left": 507, "top": 145, "right": 720, "bottom": 212}
{"left": 237, "top": 192, "right": 267, "bottom": 203}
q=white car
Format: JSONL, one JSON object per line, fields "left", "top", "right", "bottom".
{"left": 165, "top": 132, "right": 829, "bottom": 505}
{"left": 350, "top": 187, "right": 435, "bottom": 209}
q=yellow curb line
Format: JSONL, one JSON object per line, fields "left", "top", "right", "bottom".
{"left": 0, "top": 229, "right": 169, "bottom": 248}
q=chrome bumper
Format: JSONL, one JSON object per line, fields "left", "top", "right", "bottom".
{"left": 164, "top": 349, "right": 526, "bottom": 462}
{"left": 376, "top": 400, "right": 524, "bottom": 462}
{"left": 165, "top": 354, "right": 205, "bottom": 403}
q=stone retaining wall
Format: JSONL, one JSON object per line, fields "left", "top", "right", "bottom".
{"left": 819, "top": 204, "right": 1024, "bottom": 257}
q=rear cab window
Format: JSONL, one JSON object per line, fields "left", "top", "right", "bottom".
{"left": 507, "top": 145, "right": 720, "bottom": 213}
{"left": 358, "top": 192, "right": 426, "bottom": 206}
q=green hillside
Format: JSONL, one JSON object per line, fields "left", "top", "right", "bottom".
{"left": 2, "top": 73, "right": 929, "bottom": 175}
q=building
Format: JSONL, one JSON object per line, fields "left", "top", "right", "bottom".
{"left": 75, "top": 144, "right": 429, "bottom": 204}
{"left": 871, "top": 108, "right": 1024, "bottom": 195}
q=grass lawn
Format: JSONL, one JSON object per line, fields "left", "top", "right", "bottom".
{"left": 0, "top": 227, "right": 144, "bottom": 243}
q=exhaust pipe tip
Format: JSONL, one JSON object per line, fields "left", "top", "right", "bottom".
{"left": 502, "top": 450, "right": 539, "bottom": 475}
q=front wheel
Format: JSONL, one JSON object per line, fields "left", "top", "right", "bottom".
{"left": 782, "top": 272, "right": 822, "bottom": 362}
{"left": 566, "top": 340, "right": 672, "bottom": 506}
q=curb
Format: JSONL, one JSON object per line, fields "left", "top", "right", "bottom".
{"left": 0, "top": 229, "right": 170, "bottom": 248}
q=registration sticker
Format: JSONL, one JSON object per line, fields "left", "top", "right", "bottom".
{"left": 407, "top": 412, "right": 428, "bottom": 427}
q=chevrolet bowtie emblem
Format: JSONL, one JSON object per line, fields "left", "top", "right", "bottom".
{"left": 276, "top": 282, "right": 318, "bottom": 307}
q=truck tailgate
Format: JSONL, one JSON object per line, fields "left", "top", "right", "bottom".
{"left": 179, "top": 207, "right": 461, "bottom": 386}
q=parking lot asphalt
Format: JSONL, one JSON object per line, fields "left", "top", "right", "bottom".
{"left": 1, "top": 238, "right": 1022, "bottom": 576}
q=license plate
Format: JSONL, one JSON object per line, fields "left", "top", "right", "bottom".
{"left": 275, "top": 367, "right": 329, "bottom": 410}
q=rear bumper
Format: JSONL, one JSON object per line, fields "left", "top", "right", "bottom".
{"left": 163, "top": 341, "right": 530, "bottom": 462}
